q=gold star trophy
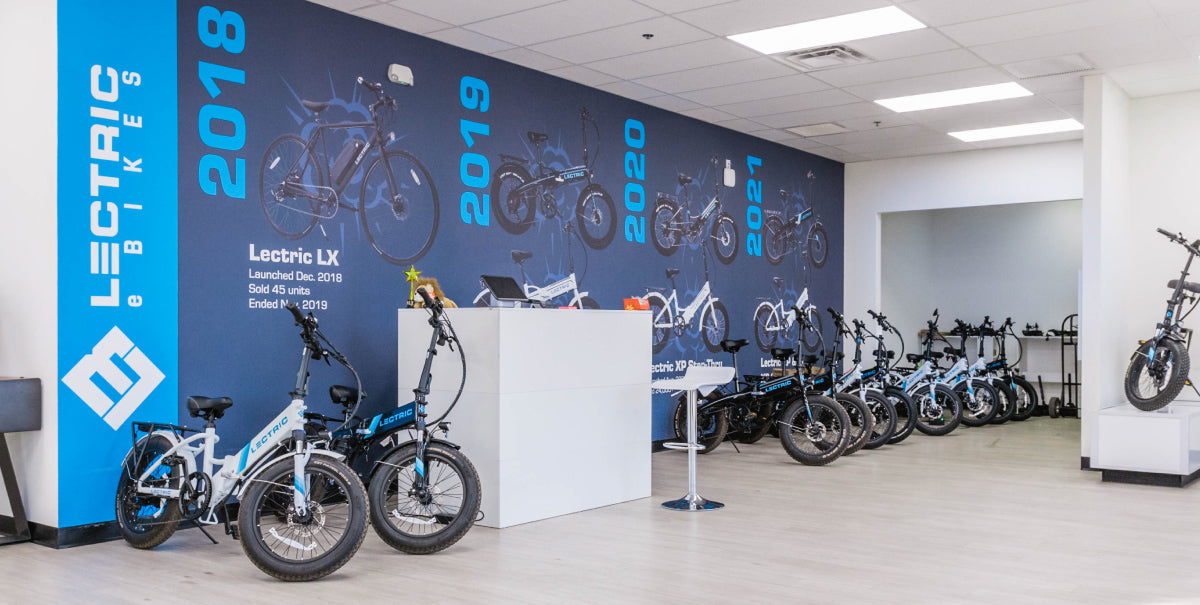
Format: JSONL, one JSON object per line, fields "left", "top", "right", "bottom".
{"left": 404, "top": 265, "right": 422, "bottom": 307}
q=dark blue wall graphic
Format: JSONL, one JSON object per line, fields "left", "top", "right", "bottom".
{"left": 175, "top": 0, "right": 845, "bottom": 452}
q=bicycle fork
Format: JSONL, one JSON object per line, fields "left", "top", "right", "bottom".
{"left": 291, "top": 430, "right": 312, "bottom": 517}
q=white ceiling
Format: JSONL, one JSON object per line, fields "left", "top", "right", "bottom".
{"left": 311, "top": 0, "right": 1200, "bottom": 163}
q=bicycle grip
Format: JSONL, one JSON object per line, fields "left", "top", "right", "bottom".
{"left": 1157, "top": 227, "right": 1172, "bottom": 237}
{"left": 417, "top": 286, "right": 436, "bottom": 309}
{"left": 286, "top": 302, "right": 305, "bottom": 324}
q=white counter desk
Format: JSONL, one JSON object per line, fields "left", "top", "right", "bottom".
{"left": 397, "top": 308, "right": 652, "bottom": 528}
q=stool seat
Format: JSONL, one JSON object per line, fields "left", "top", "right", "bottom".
{"left": 651, "top": 366, "right": 734, "bottom": 396}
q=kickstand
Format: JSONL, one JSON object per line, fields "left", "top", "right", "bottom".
{"left": 1188, "top": 377, "right": 1200, "bottom": 400}
{"left": 729, "top": 439, "right": 740, "bottom": 454}
{"left": 192, "top": 520, "right": 218, "bottom": 545}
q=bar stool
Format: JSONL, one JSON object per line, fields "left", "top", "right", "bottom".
{"left": 652, "top": 365, "right": 735, "bottom": 511}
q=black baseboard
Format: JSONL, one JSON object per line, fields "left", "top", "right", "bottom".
{"left": 0, "top": 515, "right": 120, "bottom": 548}
{"left": 652, "top": 439, "right": 669, "bottom": 453}
{"left": 1081, "top": 456, "right": 1097, "bottom": 471}
{"left": 1101, "top": 467, "right": 1200, "bottom": 488}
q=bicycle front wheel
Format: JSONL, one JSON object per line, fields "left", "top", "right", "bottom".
{"left": 955, "top": 379, "right": 998, "bottom": 427}
{"left": 911, "top": 383, "right": 962, "bottom": 436}
{"left": 778, "top": 394, "right": 849, "bottom": 465}
{"left": 700, "top": 300, "right": 729, "bottom": 353}
{"left": 764, "top": 215, "right": 787, "bottom": 265}
{"left": 576, "top": 184, "right": 617, "bottom": 250}
{"left": 862, "top": 389, "right": 897, "bottom": 450}
{"left": 238, "top": 456, "right": 368, "bottom": 581}
{"left": 260, "top": 134, "right": 322, "bottom": 239}
{"left": 1125, "top": 338, "right": 1190, "bottom": 411}
{"left": 808, "top": 221, "right": 828, "bottom": 269}
{"left": 1009, "top": 376, "right": 1039, "bottom": 421}
{"left": 835, "top": 392, "right": 873, "bottom": 455}
{"left": 359, "top": 150, "right": 440, "bottom": 265}
{"left": 711, "top": 212, "right": 738, "bottom": 265}
{"left": 884, "top": 386, "right": 918, "bottom": 444}
{"left": 753, "top": 304, "right": 778, "bottom": 351}
{"left": 369, "top": 443, "right": 481, "bottom": 554}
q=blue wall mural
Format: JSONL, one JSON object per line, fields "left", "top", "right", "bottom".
{"left": 59, "top": 0, "right": 842, "bottom": 526}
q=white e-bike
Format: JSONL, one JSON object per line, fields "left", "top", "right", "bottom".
{"left": 114, "top": 303, "right": 368, "bottom": 581}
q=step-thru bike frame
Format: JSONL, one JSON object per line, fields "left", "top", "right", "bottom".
{"left": 259, "top": 76, "right": 439, "bottom": 266}
{"left": 753, "top": 277, "right": 822, "bottom": 354}
{"left": 472, "top": 224, "right": 597, "bottom": 309}
{"left": 645, "top": 242, "right": 728, "bottom": 354}
{"left": 489, "top": 107, "right": 616, "bottom": 249}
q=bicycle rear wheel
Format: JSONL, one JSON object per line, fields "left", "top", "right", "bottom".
{"left": 114, "top": 434, "right": 183, "bottom": 549}
{"left": 672, "top": 394, "right": 729, "bottom": 454}
{"left": 260, "top": 134, "right": 322, "bottom": 239}
{"left": 884, "top": 386, "right": 918, "bottom": 444}
{"left": 359, "top": 150, "right": 439, "bottom": 265}
{"left": 835, "top": 392, "right": 873, "bottom": 455}
{"left": 862, "top": 389, "right": 897, "bottom": 450}
{"left": 1009, "top": 376, "right": 1039, "bottom": 421}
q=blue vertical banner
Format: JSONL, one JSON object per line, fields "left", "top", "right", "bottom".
{"left": 57, "top": 0, "right": 179, "bottom": 527}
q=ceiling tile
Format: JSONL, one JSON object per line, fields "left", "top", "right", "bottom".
{"left": 464, "top": 0, "right": 661, "bottom": 46}
{"left": 1164, "top": 8, "right": 1200, "bottom": 38}
{"left": 809, "top": 49, "right": 987, "bottom": 89}
{"left": 837, "top": 113, "right": 915, "bottom": 131}
{"left": 595, "top": 80, "right": 665, "bottom": 100}
{"left": 714, "top": 117, "right": 771, "bottom": 133}
{"left": 388, "top": 0, "right": 559, "bottom": 25}
{"left": 638, "top": 95, "right": 705, "bottom": 112}
{"left": 352, "top": 3, "right": 453, "bottom": 33}
{"left": 1107, "top": 58, "right": 1200, "bottom": 86}
{"left": 938, "top": 0, "right": 1159, "bottom": 48}
{"left": 585, "top": 38, "right": 758, "bottom": 80}
{"left": 1017, "top": 74, "right": 1087, "bottom": 95}
{"left": 635, "top": 0, "right": 735, "bottom": 13}
{"left": 753, "top": 101, "right": 892, "bottom": 128}
{"left": 841, "top": 66, "right": 1009, "bottom": 101}
{"left": 839, "top": 28, "right": 961, "bottom": 62}
{"left": 678, "top": 73, "right": 829, "bottom": 106}
{"left": 674, "top": 0, "right": 891, "bottom": 37}
{"left": 897, "top": 0, "right": 1084, "bottom": 27}
{"left": 678, "top": 106, "right": 738, "bottom": 122}
{"left": 423, "top": 28, "right": 515, "bottom": 54}
{"left": 633, "top": 57, "right": 796, "bottom": 94}
{"left": 489, "top": 47, "right": 572, "bottom": 71}
{"left": 745, "top": 128, "right": 795, "bottom": 142}
{"left": 854, "top": 141, "right": 973, "bottom": 160}
{"left": 810, "top": 123, "right": 938, "bottom": 146}
{"left": 972, "top": 19, "right": 1181, "bottom": 67}
{"left": 1149, "top": 0, "right": 1200, "bottom": 15}
{"left": 717, "top": 88, "right": 860, "bottom": 118}
{"left": 1043, "top": 88, "right": 1085, "bottom": 106}
{"left": 545, "top": 65, "right": 621, "bottom": 87}
{"left": 1119, "top": 73, "right": 1200, "bottom": 97}
{"left": 837, "top": 133, "right": 959, "bottom": 155}
{"left": 806, "top": 147, "right": 868, "bottom": 163}
{"left": 529, "top": 17, "right": 713, "bottom": 64}
{"left": 308, "top": 0, "right": 379, "bottom": 12}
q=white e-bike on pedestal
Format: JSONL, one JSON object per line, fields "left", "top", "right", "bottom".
{"left": 114, "top": 303, "right": 368, "bottom": 581}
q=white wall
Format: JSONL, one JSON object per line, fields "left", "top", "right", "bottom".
{"left": 844, "top": 141, "right": 1084, "bottom": 328}
{"left": 881, "top": 200, "right": 1082, "bottom": 343}
{"left": 0, "top": 0, "right": 58, "bottom": 525}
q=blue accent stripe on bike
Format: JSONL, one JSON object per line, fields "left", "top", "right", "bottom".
{"left": 364, "top": 414, "right": 382, "bottom": 437}
{"left": 294, "top": 472, "right": 305, "bottom": 496}
{"left": 415, "top": 457, "right": 425, "bottom": 477}
{"left": 237, "top": 446, "right": 250, "bottom": 473}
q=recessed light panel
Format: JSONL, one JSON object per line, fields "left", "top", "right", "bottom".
{"left": 875, "top": 83, "right": 1033, "bottom": 113}
{"left": 787, "top": 123, "right": 849, "bottom": 137}
{"left": 728, "top": 7, "right": 925, "bottom": 55}
{"left": 949, "top": 119, "right": 1083, "bottom": 142}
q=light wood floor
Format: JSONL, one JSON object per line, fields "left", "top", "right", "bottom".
{"left": 4, "top": 418, "right": 1200, "bottom": 604}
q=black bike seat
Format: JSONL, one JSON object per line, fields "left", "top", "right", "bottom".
{"left": 512, "top": 250, "right": 534, "bottom": 263}
{"left": 526, "top": 131, "right": 549, "bottom": 145}
{"left": 772, "top": 276, "right": 783, "bottom": 287}
{"left": 802, "top": 354, "right": 819, "bottom": 366}
{"left": 886, "top": 350, "right": 896, "bottom": 359}
{"left": 930, "top": 352, "right": 944, "bottom": 360}
{"left": 721, "top": 339, "right": 749, "bottom": 353}
{"left": 665, "top": 268, "right": 680, "bottom": 279}
{"left": 833, "top": 352, "right": 844, "bottom": 362}
{"left": 943, "top": 346, "right": 964, "bottom": 357}
{"left": 906, "top": 353, "right": 922, "bottom": 364}
{"left": 771, "top": 347, "right": 795, "bottom": 361}
{"left": 1168, "top": 279, "right": 1200, "bottom": 294}
{"left": 677, "top": 173, "right": 693, "bottom": 186}
{"left": 301, "top": 100, "right": 330, "bottom": 114}
{"left": 329, "top": 385, "right": 361, "bottom": 406}
{"left": 187, "top": 396, "right": 233, "bottom": 418}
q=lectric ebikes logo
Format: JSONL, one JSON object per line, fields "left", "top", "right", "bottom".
{"left": 62, "top": 326, "right": 165, "bottom": 429}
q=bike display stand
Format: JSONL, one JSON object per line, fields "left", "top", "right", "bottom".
{"left": 652, "top": 366, "right": 735, "bottom": 511}
{"left": 0, "top": 378, "right": 41, "bottom": 545}
{"left": 1092, "top": 402, "right": 1200, "bottom": 487}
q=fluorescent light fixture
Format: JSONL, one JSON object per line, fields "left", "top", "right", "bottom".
{"left": 728, "top": 6, "right": 925, "bottom": 55}
{"left": 787, "top": 123, "right": 849, "bottom": 137}
{"left": 949, "top": 118, "right": 1083, "bottom": 142}
{"left": 876, "top": 83, "right": 1033, "bottom": 113}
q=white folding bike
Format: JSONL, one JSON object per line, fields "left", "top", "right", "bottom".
{"left": 473, "top": 223, "right": 598, "bottom": 308}
{"left": 753, "top": 277, "right": 822, "bottom": 353}
{"left": 645, "top": 244, "right": 728, "bottom": 354}
{"left": 115, "top": 303, "right": 368, "bottom": 581}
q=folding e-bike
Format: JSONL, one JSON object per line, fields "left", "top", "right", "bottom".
{"left": 646, "top": 242, "right": 729, "bottom": 354}
{"left": 651, "top": 167, "right": 739, "bottom": 265}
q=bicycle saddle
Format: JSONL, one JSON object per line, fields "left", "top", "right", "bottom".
{"left": 943, "top": 346, "right": 964, "bottom": 357}
{"left": 187, "top": 396, "right": 233, "bottom": 419}
{"left": 771, "top": 347, "right": 795, "bottom": 361}
{"left": 930, "top": 352, "right": 944, "bottom": 360}
{"left": 772, "top": 276, "right": 783, "bottom": 287}
{"left": 301, "top": 100, "right": 331, "bottom": 114}
{"left": 665, "top": 268, "right": 680, "bottom": 279}
{"left": 329, "top": 384, "right": 361, "bottom": 407}
{"left": 511, "top": 250, "right": 534, "bottom": 263}
{"left": 1168, "top": 279, "right": 1200, "bottom": 294}
{"left": 906, "top": 353, "right": 923, "bottom": 364}
{"left": 833, "top": 352, "right": 844, "bottom": 362}
{"left": 677, "top": 174, "right": 693, "bottom": 186}
{"left": 526, "top": 131, "right": 549, "bottom": 145}
{"left": 802, "top": 354, "right": 819, "bottom": 366}
{"left": 886, "top": 350, "right": 896, "bottom": 359}
{"left": 721, "top": 339, "right": 749, "bottom": 354}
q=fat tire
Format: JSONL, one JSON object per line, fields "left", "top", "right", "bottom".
{"left": 238, "top": 456, "right": 368, "bottom": 581}
{"left": 651, "top": 197, "right": 680, "bottom": 257}
{"left": 990, "top": 379, "right": 1017, "bottom": 424}
{"left": 862, "top": 389, "right": 897, "bottom": 450}
{"left": 1009, "top": 376, "right": 1039, "bottom": 421}
{"left": 576, "top": 184, "right": 617, "bottom": 250}
{"left": 955, "top": 379, "right": 999, "bottom": 427}
{"left": 911, "top": 383, "right": 962, "bottom": 436}
{"left": 115, "top": 434, "right": 183, "bottom": 549}
{"left": 711, "top": 212, "right": 738, "bottom": 265}
{"left": 672, "top": 395, "right": 729, "bottom": 454}
{"left": 1125, "top": 338, "right": 1190, "bottom": 411}
{"left": 835, "top": 392, "right": 873, "bottom": 455}
{"left": 764, "top": 215, "right": 787, "bottom": 265}
{"left": 368, "top": 443, "right": 481, "bottom": 555}
{"left": 700, "top": 301, "right": 729, "bottom": 353}
{"left": 647, "top": 293, "right": 671, "bottom": 354}
{"left": 778, "top": 395, "right": 849, "bottom": 466}
{"left": 884, "top": 386, "right": 919, "bottom": 445}
{"left": 490, "top": 163, "right": 535, "bottom": 234}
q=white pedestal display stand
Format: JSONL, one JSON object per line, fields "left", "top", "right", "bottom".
{"left": 397, "top": 308, "right": 651, "bottom": 527}
{"left": 1091, "top": 402, "right": 1200, "bottom": 487}
{"left": 651, "top": 366, "right": 735, "bottom": 511}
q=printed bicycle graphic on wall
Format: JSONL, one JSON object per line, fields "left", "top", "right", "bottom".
{"left": 752, "top": 276, "right": 823, "bottom": 354}
{"left": 473, "top": 223, "right": 599, "bottom": 309}
{"left": 259, "top": 72, "right": 439, "bottom": 266}
{"left": 765, "top": 180, "right": 828, "bottom": 268}
{"left": 489, "top": 107, "right": 617, "bottom": 250}
{"left": 651, "top": 158, "right": 739, "bottom": 265}
{"left": 645, "top": 239, "right": 729, "bottom": 354}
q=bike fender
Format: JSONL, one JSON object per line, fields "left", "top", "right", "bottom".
{"left": 366, "top": 437, "right": 462, "bottom": 482}
{"left": 498, "top": 155, "right": 527, "bottom": 165}
{"left": 754, "top": 301, "right": 775, "bottom": 315}
{"left": 234, "top": 449, "right": 347, "bottom": 499}
{"left": 124, "top": 430, "right": 198, "bottom": 477}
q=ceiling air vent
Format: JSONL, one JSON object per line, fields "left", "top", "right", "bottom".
{"left": 783, "top": 45, "right": 870, "bottom": 72}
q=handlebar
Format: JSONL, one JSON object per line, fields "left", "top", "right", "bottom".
{"left": 357, "top": 76, "right": 383, "bottom": 94}
{"left": 1158, "top": 227, "right": 1200, "bottom": 255}
{"left": 287, "top": 301, "right": 306, "bottom": 325}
